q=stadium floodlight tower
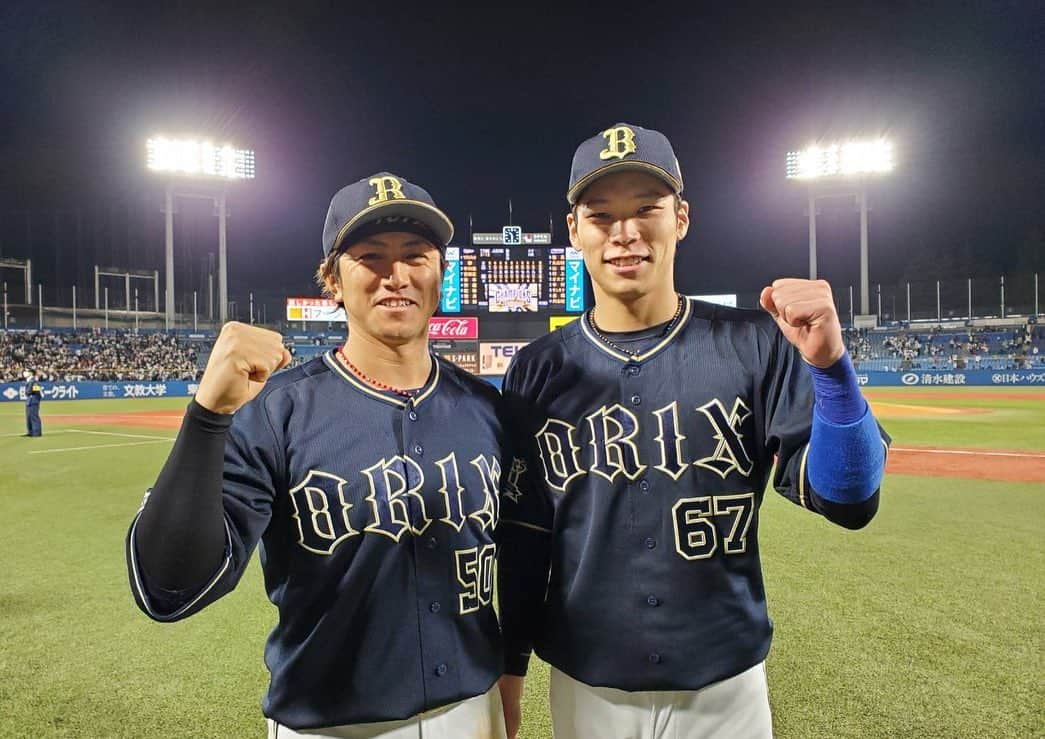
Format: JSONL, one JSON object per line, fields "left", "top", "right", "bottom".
{"left": 146, "top": 136, "right": 256, "bottom": 326}
{"left": 786, "top": 138, "right": 893, "bottom": 323}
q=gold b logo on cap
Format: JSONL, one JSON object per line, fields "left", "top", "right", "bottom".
{"left": 368, "top": 176, "right": 406, "bottom": 205}
{"left": 599, "top": 126, "right": 637, "bottom": 160}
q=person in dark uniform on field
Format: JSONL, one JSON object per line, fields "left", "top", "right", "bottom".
{"left": 23, "top": 370, "right": 43, "bottom": 437}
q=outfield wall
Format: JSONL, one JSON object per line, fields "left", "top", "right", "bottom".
{"left": 857, "top": 370, "right": 1045, "bottom": 386}
{"left": 0, "top": 381, "right": 197, "bottom": 402}
{"left": 2, "top": 370, "right": 1045, "bottom": 402}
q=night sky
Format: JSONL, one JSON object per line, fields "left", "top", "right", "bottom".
{"left": 1, "top": 1, "right": 1042, "bottom": 313}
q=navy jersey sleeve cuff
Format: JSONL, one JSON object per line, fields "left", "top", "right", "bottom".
{"left": 126, "top": 512, "right": 235, "bottom": 621}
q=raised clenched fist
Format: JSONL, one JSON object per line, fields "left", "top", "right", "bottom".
{"left": 194, "top": 322, "right": 293, "bottom": 415}
{"left": 760, "top": 278, "right": 846, "bottom": 368}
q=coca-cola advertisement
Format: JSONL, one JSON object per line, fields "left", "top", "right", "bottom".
{"left": 428, "top": 317, "right": 479, "bottom": 340}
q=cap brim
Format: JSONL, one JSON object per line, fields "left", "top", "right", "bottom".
{"left": 567, "top": 161, "right": 683, "bottom": 204}
{"left": 331, "top": 199, "right": 454, "bottom": 254}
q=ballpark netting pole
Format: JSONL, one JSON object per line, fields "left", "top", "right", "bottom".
{"left": 72, "top": 285, "right": 77, "bottom": 330}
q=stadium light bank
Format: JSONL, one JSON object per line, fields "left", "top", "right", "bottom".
{"left": 786, "top": 138, "right": 894, "bottom": 325}
{"left": 146, "top": 136, "right": 256, "bottom": 326}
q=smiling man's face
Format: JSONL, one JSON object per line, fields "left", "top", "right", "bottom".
{"left": 327, "top": 231, "right": 443, "bottom": 346}
{"left": 567, "top": 170, "right": 689, "bottom": 307}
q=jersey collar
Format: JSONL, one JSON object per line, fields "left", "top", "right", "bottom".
{"left": 323, "top": 350, "right": 440, "bottom": 409}
{"left": 579, "top": 296, "right": 693, "bottom": 363}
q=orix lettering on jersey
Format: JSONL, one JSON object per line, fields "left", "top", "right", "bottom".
{"left": 288, "top": 452, "right": 501, "bottom": 556}
{"left": 534, "top": 397, "right": 753, "bottom": 493}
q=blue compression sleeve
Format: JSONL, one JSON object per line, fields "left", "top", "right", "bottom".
{"left": 806, "top": 351, "right": 866, "bottom": 423}
{"left": 806, "top": 353, "right": 885, "bottom": 503}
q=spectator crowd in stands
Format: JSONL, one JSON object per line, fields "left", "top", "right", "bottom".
{"left": 844, "top": 323, "right": 1044, "bottom": 371}
{"left": 0, "top": 330, "right": 201, "bottom": 383}
{"left": 2, "top": 320, "right": 1042, "bottom": 384}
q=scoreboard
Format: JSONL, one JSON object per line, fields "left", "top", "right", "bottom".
{"left": 440, "top": 245, "right": 586, "bottom": 314}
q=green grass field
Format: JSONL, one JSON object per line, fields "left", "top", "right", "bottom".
{"left": 0, "top": 390, "right": 1042, "bottom": 738}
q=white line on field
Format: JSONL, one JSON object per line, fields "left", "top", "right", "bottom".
{"left": 29, "top": 439, "right": 173, "bottom": 454}
{"left": 891, "top": 447, "right": 1045, "bottom": 459}
{"left": 0, "top": 429, "right": 73, "bottom": 438}
{"left": 64, "top": 429, "right": 174, "bottom": 441}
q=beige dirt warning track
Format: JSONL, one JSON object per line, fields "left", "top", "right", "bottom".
{"left": 51, "top": 409, "right": 1045, "bottom": 484}
{"left": 867, "top": 401, "right": 990, "bottom": 418}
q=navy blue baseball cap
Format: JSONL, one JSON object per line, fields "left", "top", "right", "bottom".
{"left": 322, "top": 172, "right": 455, "bottom": 257}
{"left": 567, "top": 123, "right": 684, "bottom": 205}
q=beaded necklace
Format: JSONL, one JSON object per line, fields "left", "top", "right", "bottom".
{"left": 587, "top": 294, "right": 685, "bottom": 358}
{"left": 336, "top": 347, "right": 419, "bottom": 398}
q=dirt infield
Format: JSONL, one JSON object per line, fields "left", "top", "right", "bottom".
{"left": 50, "top": 409, "right": 1045, "bottom": 484}
{"left": 50, "top": 410, "right": 184, "bottom": 429}
{"left": 887, "top": 446, "right": 1045, "bottom": 483}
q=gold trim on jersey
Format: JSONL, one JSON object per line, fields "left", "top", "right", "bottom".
{"left": 323, "top": 350, "right": 441, "bottom": 408}
{"left": 579, "top": 296, "right": 693, "bottom": 363}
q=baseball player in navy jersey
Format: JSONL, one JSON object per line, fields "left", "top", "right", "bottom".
{"left": 496, "top": 124, "right": 890, "bottom": 738}
{"left": 126, "top": 173, "right": 509, "bottom": 738}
